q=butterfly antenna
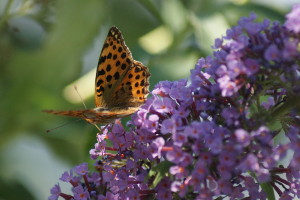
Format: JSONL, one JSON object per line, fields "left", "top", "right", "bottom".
{"left": 46, "top": 118, "right": 81, "bottom": 133}
{"left": 74, "top": 85, "right": 87, "bottom": 109}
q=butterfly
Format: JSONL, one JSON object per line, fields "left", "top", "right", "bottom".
{"left": 43, "top": 26, "right": 150, "bottom": 125}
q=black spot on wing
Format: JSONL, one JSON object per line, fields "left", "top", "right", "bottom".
{"left": 121, "top": 64, "right": 127, "bottom": 70}
{"left": 103, "top": 43, "right": 109, "bottom": 49}
{"left": 96, "top": 79, "right": 104, "bottom": 87}
{"left": 135, "top": 67, "right": 141, "bottom": 73}
{"left": 97, "top": 86, "right": 105, "bottom": 93}
{"left": 98, "top": 56, "right": 106, "bottom": 65}
{"left": 114, "top": 72, "right": 120, "bottom": 80}
{"left": 98, "top": 69, "right": 105, "bottom": 76}
{"left": 106, "top": 75, "right": 112, "bottom": 82}
{"left": 106, "top": 64, "right": 111, "bottom": 72}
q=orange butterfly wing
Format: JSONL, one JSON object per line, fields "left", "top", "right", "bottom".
{"left": 95, "top": 26, "right": 133, "bottom": 109}
{"left": 111, "top": 60, "right": 150, "bottom": 108}
{"left": 43, "top": 27, "right": 150, "bottom": 125}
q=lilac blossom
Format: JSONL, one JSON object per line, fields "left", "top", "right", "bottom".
{"left": 49, "top": 5, "right": 300, "bottom": 200}
{"left": 285, "top": 4, "right": 300, "bottom": 33}
{"left": 49, "top": 184, "right": 61, "bottom": 200}
{"left": 72, "top": 185, "right": 90, "bottom": 200}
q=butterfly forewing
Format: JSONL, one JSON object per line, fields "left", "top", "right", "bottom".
{"left": 95, "top": 27, "right": 134, "bottom": 109}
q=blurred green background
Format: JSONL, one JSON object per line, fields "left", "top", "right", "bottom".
{"left": 0, "top": 0, "right": 295, "bottom": 199}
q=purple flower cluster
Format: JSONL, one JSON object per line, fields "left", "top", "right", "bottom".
{"left": 50, "top": 4, "right": 300, "bottom": 200}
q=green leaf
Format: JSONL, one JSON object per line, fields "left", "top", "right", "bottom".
{"left": 250, "top": 171, "right": 275, "bottom": 200}
{"left": 261, "top": 182, "right": 276, "bottom": 200}
{"left": 147, "top": 160, "right": 173, "bottom": 188}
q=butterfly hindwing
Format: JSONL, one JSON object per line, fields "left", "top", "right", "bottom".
{"left": 95, "top": 27, "right": 133, "bottom": 109}
{"left": 110, "top": 60, "right": 150, "bottom": 109}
